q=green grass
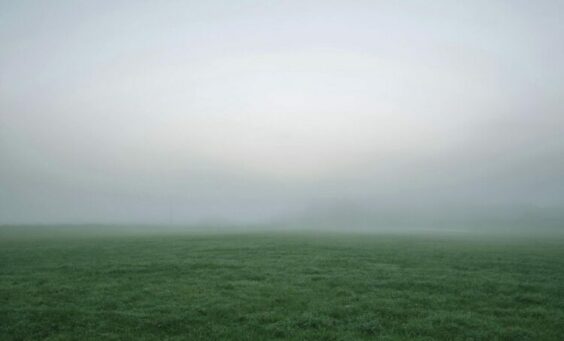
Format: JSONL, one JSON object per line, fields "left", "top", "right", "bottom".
{"left": 1, "top": 226, "right": 564, "bottom": 340}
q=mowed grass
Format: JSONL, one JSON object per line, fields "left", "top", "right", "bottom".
{"left": 1, "top": 226, "right": 564, "bottom": 340}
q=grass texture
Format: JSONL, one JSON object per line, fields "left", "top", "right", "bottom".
{"left": 1, "top": 226, "right": 563, "bottom": 340}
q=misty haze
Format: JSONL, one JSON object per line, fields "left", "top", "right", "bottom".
{"left": 1, "top": 1, "right": 563, "bottom": 340}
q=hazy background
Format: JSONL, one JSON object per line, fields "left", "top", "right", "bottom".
{"left": 1, "top": 1, "right": 563, "bottom": 229}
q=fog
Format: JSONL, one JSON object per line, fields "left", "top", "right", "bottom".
{"left": 1, "top": 1, "right": 563, "bottom": 229}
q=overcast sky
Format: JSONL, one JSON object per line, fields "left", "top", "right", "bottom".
{"left": 1, "top": 1, "right": 563, "bottom": 226}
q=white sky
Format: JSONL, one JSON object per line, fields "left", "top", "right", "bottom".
{"left": 1, "top": 1, "right": 563, "bottom": 223}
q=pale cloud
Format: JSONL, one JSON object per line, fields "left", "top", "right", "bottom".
{"left": 1, "top": 0, "right": 563, "bottom": 225}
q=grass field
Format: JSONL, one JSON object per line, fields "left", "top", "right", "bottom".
{"left": 1, "top": 226, "right": 563, "bottom": 340}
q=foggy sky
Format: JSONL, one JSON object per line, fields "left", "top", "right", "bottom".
{"left": 1, "top": 1, "right": 563, "bottom": 227}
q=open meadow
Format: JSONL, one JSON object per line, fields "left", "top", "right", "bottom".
{"left": 1, "top": 226, "right": 563, "bottom": 340}
{"left": 3, "top": 1, "right": 564, "bottom": 340}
